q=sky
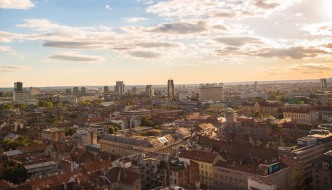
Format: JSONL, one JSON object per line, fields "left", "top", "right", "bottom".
{"left": 0, "top": 0, "right": 332, "bottom": 87}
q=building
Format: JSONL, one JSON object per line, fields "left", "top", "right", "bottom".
{"left": 146, "top": 85, "right": 154, "bottom": 98}
{"left": 179, "top": 149, "right": 224, "bottom": 189}
{"left": 13, "top": 91, "right": 30, "bottom": 103}
{"left": 24, "top": 160, "right": 57, "bottom": 179}
{"left": 14, "top": 82, "right": 23, "bottom": 92}
{"left": 198, "top": 83, "right": 224, "bottom": 102}
{"left": 178, "top": 90, "right": 189, "bottom": 101}
{"left": 103, "top": 86, "right": 109, "bottom": 93}
{"left": 73, "top": 87, "right": 79, "bottom": 95}
{"left": 81, "top": 87, "right": 87, "bottom": 94}
{"left": 29, "top": 87, "right": 40, "bottom": 97}
{"left": 115, "top": 81, "right": 125, "bottom": 95}
{"left": 283, "top": 108, "right": 319, "bottom": 124}
{"left": 241, "top": 92, "right": 267, "bottom": 100}
{"left": 72, "top": 129, "right": 97, "bottom": 146}
{"left": 41, "top": 128, "right": 65, "bottom": 142}
{"left": 241, "top": 101, "right": 283, "bottom": 117}
{"left": 100, "top": 134, "right": 183, "bottom": 156}
{"left": 312, "top": 150, "right": 332, "bottom": 190}
{"left": 321, "top": 78, "right": 327, "bottom": 89}
{"left": 65, "top": 88, "right": 72, "bottom": 95}
{"left": 168, "top": 79, "right": 175, "bottom": 98}
{"left": 132, "top": 86, "right": 137, "bottom": 94}
{"left": 254, "top": 81, "right": 258, "bottom": 90}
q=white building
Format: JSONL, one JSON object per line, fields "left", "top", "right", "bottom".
{"left": 13, "top": 91, "right": 30, "bottom": 103}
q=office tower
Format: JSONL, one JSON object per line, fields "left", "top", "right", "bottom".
{"left": 103, "top": 86, "right": 109, "bottom": 93}
{"left": 13, "top": 82, "right": 30, "bottom": 103}
{"left": 254, "top": 81, "right": 258, "bottom": 90}
{"left": 198, "top": 83, "right": 224, "bottom": 102}
{"left": 132, "top": 86, "right": 137, "bottom": 95}
{"left": 146, "top": 85, "right": 154, "bottom": 98}
{"left": 81, "top": 87, "right": 87, "bottom": 95}
{"left": 73, "top": 87, "right": 79, "bottom": 95}
{"left": 14, "top": 82, "right": 23, "bottom": 92}
{"left": 320, "top": 78, "right": 327, "bottom": 89}
{"left": 115, "top": 81, "right": 125, "bottom": 95}
{"left": 65, "top": 88, "right": 72, "bottom": 95}
{"left": 167, "top": 79, "right": 174, "bottom": 98}
{"left": 29, "top": 87, "right": 40, "bottom": 97}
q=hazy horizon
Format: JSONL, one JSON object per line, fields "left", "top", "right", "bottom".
{"left": 1, "top": 0, "right": 332, "bottom": 87}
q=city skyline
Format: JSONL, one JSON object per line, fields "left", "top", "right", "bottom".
{"left": 1, "top": 0, "right": 332, "bottom": 87}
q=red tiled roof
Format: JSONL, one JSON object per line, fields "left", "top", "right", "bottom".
{"left": 179, "top": 149, "right": 220, "bottom": 163}
{"left": 82, "top": 160, "right": 112, "bottom": 173}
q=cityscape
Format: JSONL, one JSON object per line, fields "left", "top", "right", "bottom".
{"left": 1, "top": 0, "right": 332, "bottom": 190}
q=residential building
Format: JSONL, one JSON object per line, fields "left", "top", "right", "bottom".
{"left": 103, "top": 86, "right": 109, "bottom": 93}
{"left": 14, "top": 82, "right": 23, "bottom": 92}
{"left": 179, "top": 149, "right": 224, "bottom": 189}
{"left": 241, "top": 101, "right": 283, "bottom": 117}
{"left": 29, "top": 87, "right": 40, "bottom": 97}
{"left": 321, "top": 78, "right": 327, "bottom": 89}
{"left": 198, "top": 83, "right": 223, "bottom": 102}
{"left": 41, "top": 128, "right": 65, "bottom": 142}
{"left": 241, "top": 92, "right": 267, "bottom": 100}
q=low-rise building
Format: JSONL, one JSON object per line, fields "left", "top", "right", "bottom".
{"left": 312, "top": 150, "right": 332, "bottom": 190}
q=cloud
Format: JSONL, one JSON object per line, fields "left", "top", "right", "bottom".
{"left": 46, "top": 52, "right": 104, "bottom": 62}
{"left": 135, "top": 42, "right": 180, "bottom": 48}
{"left": 301, "top": 22, "right": 332, "bottom": 36}
{"left": 0, "top": 46, "right": 18, "bottom": 55}
{"left": 149, "top": 21, "right": 207, "bottom": 34}
{"left": 43, "top": 41, "right": 108, "bottom": 49}
{"left": 122, "top": 17, "right": 149, "bottom": 23}
{"left": 0, "top": 65, "right": 28, "bottom": 72}
{"left": 0, "top": 0, "right": 34, "bottom": 10}
{"left": 147, "top": 0, "right": 301, "bottom": 19}
{"left": 105, "top": 4, "right": 111, "bottom": 11}
{"left": 257, "top": 46, "right": 328, "bottom": 59}
{"left": 214, "top": 36, "right": 262, "bottom": 46}
{"left": 128, "top": 50, "right": 162, "bottom": 58}
{"left": 252, "top": 0, "right": 280, "bottom": 9}
{"left": 0, "top": 31, "right": 25, "bottom": 42}
{"left": 289, "top": 63, "right": 332, "bottom": 73}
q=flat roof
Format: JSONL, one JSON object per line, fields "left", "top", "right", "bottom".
{"left": 24, "top": 161, "right": 56, "bottom": 170}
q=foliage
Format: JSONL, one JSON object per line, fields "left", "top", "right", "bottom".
{"left": 108, "top": 126, "right": 119, "bottom": 134}
{"left": 2, "top": 137, "right": 30, "bottom": 151}
{"left": 0, "top": 166, "right": 27, "bottom": 184}
{"left": 270, "top": 123, "right": 282, "bottom": 132}
{"left": 141, "top": 116, "right": 155, "bottom": 127}
{"left": 65, "top": 128, "right": 77, "bottom": 136}
{"left": 38, "top": 100, "right": 53, "bottom": 108}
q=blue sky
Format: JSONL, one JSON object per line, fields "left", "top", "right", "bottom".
{"left": 0, "top": 0, "right": 332, "bottom": 87}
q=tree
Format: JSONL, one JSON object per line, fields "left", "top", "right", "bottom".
{"left": 65, "top": 128, "right": 76, "bottom": 136}
{"left": 1, "top": 166, "right": 27, "bottom": 184}
{"left": 141, "top": 116, "right": 155, "bottom": 127}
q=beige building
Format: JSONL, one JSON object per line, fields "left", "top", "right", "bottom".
{"left": 199, "top": 83, "right": 224, "bottom": 102}
{"left": 41, "top": 128, "right": 65, "bottom": 142}
{"left": 283, "top": 108, "right": 319, "bottom": 124}
{"left": 179, "top": 149, "right": 224, "bottom": 189}
{"left": 13, "top": 91, "right": 30, "bottom": 103}
{"left": 312, "top": 150, "right": 332, "bottom": 190}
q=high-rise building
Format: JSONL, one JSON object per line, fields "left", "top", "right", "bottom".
{"left": 115, "top": 81, "right": 125, "bottom": 95}
{"left": 14, "top": 82, "right": 23, "bottom": 92}
{"left": 103, "top": 86, "right": 109, "bottom": 93}
{"left": 167, "top": 79, "right": 174, "bottom": 98}
{"left": 146, "top": 85, "right": 154, "bottom": 98}
{"left": 132, "top": 86, "right": 137, "bottom": 95}
{"left": 254, "top": 81, "right": 258, "bottom": 90}
{"left": 73, "top": 87, "right": 79, "bottom": 95}
{"left": 13, "top": 82, "right": 30, "bottom": 103}
{"left": 29, "top": 87, "right": 40, "bottom": 97}
{"left": 320, "top": 78, "right": 327, "bottom": 89}
{"left": 81, "top": 87, "right": 87, "bottom": 95}
{"left": 198, "top": 83, "right": 224, "bottom": 102}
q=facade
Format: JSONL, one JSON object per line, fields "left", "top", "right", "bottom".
{"left": 321, "top": 78, "right": 327, "bottom": 89}
{"left": 179, "top": 150, "right": 223, "bottom": 189}
{"left": 146, "top": 85, "right": 154, "bottom": 98}
{"left": 241, "top": 92, "right": 267, "bottom": 100}
{"left": 115, "top": 81, "right": 125, "bottom": 95}
{"left": 24, "top": 161, "right": 57, "bottom": 178}
{"left": 29, "top": 87, "right": 40, "bottom": 97}
{"left": 41, "top": 128, "right": 65, "bottom": 142}
{"left": 14, "top": 82, "right": 23, "bottom": 92}
{"left": 312, "top": 150, "right": 332, "bottom": 190}
{"left": 241, "top": 101, "right": 283, "bottom": 117}
{"left": 13, "top": 91, "right": 30, "bottom": 103}
{"left": 283, "top": 108, "right": 319, "bottom": 124}
{"left": 198, "top": 83, "right": 223, "bottom": 102}
{"left": 167, "top": 79, "right": 175, "bottom": 98}
{"left": 103, "top": 86, "right": 109, "bottom": 93}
